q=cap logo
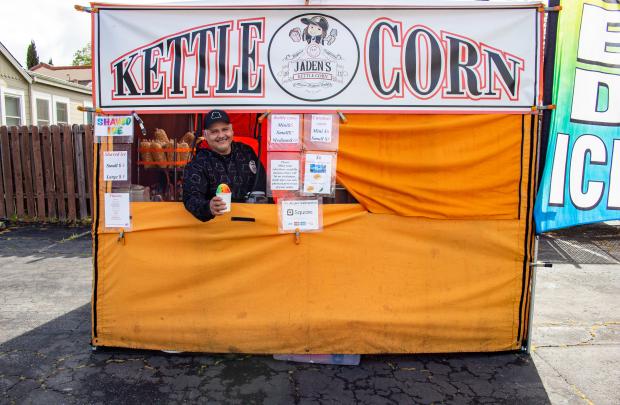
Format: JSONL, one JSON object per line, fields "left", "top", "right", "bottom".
{"left": 211, "top": 111, "right": 222, "bottom": 119}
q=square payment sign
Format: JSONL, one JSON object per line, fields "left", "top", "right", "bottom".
{"left": 278, "top": 199, "right": 321, "bottom": 233}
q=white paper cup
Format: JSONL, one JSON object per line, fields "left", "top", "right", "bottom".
{"left": 216, "top": 192, "right": 232, "bottom": 213}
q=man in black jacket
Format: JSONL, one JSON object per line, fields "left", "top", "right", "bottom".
{"left": 182, "top": 110, "right": 265, "bottom": 221}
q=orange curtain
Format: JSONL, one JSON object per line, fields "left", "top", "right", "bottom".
{"left": 92, "top": 114, "right": 537, "bottom": 354}
{"left": 337, "top": 114, "right": 524, "bottom": 219}
{"left": 94, "top": 203, "right": 528, "bottom": 354}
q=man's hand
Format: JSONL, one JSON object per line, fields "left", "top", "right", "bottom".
{"left": 209, "top": 196, "right": 227, "bottom": 216}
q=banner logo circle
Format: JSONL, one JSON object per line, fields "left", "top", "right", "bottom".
{"left": 268, "top": 13, "right": 360, "bottom": 102}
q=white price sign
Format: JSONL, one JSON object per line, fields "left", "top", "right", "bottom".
{"left": 103, "top": 151, "right": 128, "bottom": 181}
{"left": 270, "top": 114, "right": 300, "bottom": 144}
{"left": 310, "top": 115, "right": 333, "bottom": 143}
{"left": 104, "top": 193, "right": 131, "bottom": 228}
{"left": 280, "top": 199, "right": 320, "bottom": 232}
{"left": 270, "top": 159, "right": 300, "bottom": 191}
{"left": 303, "top": 153, "right": 333, "bottom": 195}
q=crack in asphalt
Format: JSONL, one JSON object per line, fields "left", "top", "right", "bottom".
{"left": 8, "top": 350, "right": 549, "bottom": 403}
{"left": 533, "top": 321, "right": 620, "bottom": 349}
{"left": 532, "top": 351, "right": 593, "bottom": 405}
{"left": 1, "top": 332, "right": 552, "bottom": 403}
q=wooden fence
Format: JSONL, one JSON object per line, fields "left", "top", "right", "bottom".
{"left": 0, "top": 125, "right": 93, "bottom": 222}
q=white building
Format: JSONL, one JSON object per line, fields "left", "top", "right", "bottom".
{"left": 0, "top": 41, "right": 93, "bottom": 127}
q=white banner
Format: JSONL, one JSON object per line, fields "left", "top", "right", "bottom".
{"left": 94, "top": 3, "right": 542, "bottom": 113}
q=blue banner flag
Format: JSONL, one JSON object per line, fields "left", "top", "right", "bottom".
{"left": 534, "top": 0, "right": 620, "bottom": 233}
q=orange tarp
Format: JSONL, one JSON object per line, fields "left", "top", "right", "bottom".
{"left": 92, "top": 114, "right": 536, "bottom": 353}
{"left": 337, "top": 114, "right": 524, "bottom": 219}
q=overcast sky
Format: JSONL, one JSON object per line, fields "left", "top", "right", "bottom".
{"left": 0, "top": 0, "right": 178, "bottom": 67}
{"left": 1, "top": 0, "right": 533, "bottom": 67}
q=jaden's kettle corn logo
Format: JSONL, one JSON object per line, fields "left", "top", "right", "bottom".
{"left": 268, "top": 13, "right": 359, "bottom": 102}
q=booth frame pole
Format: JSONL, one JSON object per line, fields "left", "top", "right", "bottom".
{"left": 525, "top": 0, "right": 559, "bottom": 354}
{"left": 526, "top": 103, "right": 546, "bottom": 354}
{"left": 526, "top": 235, "right": 540, "bottom": 354}
{"left": 525, "top": 109, "right": 544, "bottom": 354}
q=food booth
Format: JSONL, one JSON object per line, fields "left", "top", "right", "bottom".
{"left": 89, "top": 0, "right": 545, "bottom": 354}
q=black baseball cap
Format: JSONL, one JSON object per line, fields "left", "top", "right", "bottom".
{"left": 204, "top": 109, "right": 231, "bottom": 130}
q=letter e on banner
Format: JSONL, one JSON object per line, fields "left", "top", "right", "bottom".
{"left": 572, "top": 4, "right": 620, "bottom": 125}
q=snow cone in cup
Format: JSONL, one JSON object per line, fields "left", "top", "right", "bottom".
{"left": 216, "top": 183, "right": 232, "bottom": 213}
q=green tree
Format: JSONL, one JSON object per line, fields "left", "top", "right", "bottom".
{"left": 26, "top": 40, "right": 40, "bottom": 69}
{"left": 72, "top": 43, "right": 91, "bottom": 66}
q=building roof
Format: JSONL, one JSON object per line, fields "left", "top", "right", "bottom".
{"left": 0, "top": 41, "right": 33, "bottom": 84}
{"left": 30, "top": 71, "right": 92, "bottom": 95}
{"left": 31, "top": 63, "right": 91, "bottom": 71}
{"left": 30, "top": 63, "right": 92, "bottom": 86}
{"left": 0, "top": 41, "right": 91, "bottom": 95}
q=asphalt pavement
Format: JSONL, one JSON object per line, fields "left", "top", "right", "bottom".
{"left": 0, "top": 223, "right": 618, "bottom": 404}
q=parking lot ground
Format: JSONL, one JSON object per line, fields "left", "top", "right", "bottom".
{"left": 1, "top": 223, "right": 618, "bottom": 404}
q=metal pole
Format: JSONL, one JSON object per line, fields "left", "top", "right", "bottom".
{"left": 173, "top": 138, "right": 177, "bottom": 201}
{"left": 527, "top": 235, "right": 540, "bottom": 354}
{"left": 526, "top": 102, "right": 546, "bottom": 352}
{"left": 525, "top": 0, "right": 560, "bottom": 353}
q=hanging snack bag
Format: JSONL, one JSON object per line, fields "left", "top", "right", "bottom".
{"left": 164, "top": 140, "right": 174, "bottom": 169}
{"left": 154, "top": 128, "right": 169, "bottom": 143}
{"left": 151, "top": 142, "right": 166, "bottom": 168}
{"left": 139, "top": 139, "right": 153, "bottom": 167}
{"left": 180, "top": 131, "right": 195, "bottom": 146}
{"left": 177, "top": 141, "right": 190, "bottom": 167}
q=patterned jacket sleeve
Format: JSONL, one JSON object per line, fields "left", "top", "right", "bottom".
{"left": 182, "top": 156, "right": 214, "bottom": 222}
{"left": 255, "top": 156, "right": 267, "bottom": 193}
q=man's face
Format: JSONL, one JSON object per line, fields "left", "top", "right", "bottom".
{"left": 205, "top": 121, "right": 233, "bottom": 155}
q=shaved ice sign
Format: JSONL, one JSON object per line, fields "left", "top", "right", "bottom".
{"left": 95, "top": 116, "right": 134, "bottom": 137}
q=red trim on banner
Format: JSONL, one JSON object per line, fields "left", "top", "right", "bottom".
{"left": 94, "top": 4, "right": 542, "bottom": 113}
{"left": 91, "top": 3, "right": 542, "bottom": 10}
{"left": 91, "top": 7, "right": 97, "bottom": 108}
{"left": 537, "top": 8, "right": 545, "bottom": 106}
{"left": 100, "top": 108, "right": 537, "bottom": 115}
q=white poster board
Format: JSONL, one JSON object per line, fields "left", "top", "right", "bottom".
{"left": 104, "top": 193, "right": 131, "bottom": 228}
{"left": 310, "top": 114, "right": 333, "bottom": 143}
{"left": 278, "top": 198, "right": 322, "bottom": 233}
{"left": 103, "top": 151, "right": 128, "bottom": 181}
{"left": 268, "top": 114, "right": 302, "bottom": 151}
{"left": 303, "top": 114, "right": 340, "bottom": 151}
{"left": 270, "top": 159, "right": 300, "bottom": 191}
{"left": 302, "top": 152, "right": 337, "bottom": 196}
{"left": 94, "top": 4, "right": 541, "bottom": 113}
